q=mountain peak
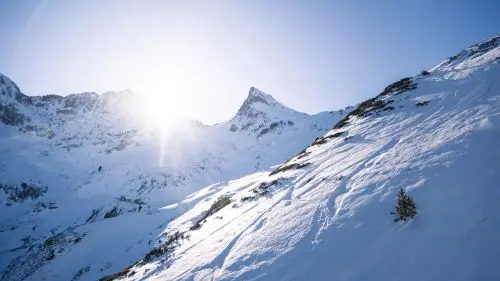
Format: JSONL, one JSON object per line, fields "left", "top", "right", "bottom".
{"left": 235, "top": 87, "right": 282, "bottom": 118}
{"left": 247, "top": 87, "right": 275, "bottom": 104}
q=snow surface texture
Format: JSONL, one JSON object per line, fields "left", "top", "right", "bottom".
{"left": 2, "top": 34, "right": 500, "bottom": 281}
{"left": 0, "top": 77, "right": 342, "bottom": 280}
{"left": 100, "top": 35, "right": 500, "bottom": 281}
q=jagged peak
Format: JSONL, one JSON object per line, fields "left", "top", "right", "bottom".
{"left": 235, "top": 87, "right": 286, "bottom": 118}
{"left": 247, "top": 87, "right": 277, "bottom": 105}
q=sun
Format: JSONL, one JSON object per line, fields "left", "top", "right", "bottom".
{"left": 134, "top": 88, "right": 188, "bottom": 132}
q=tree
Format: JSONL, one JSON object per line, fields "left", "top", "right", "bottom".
{"left": 392, "top": 188, "right": 417, "bottom": 222}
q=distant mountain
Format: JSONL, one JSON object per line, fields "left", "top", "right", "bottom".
{"left": 95, "top": 35, "right": 500, "bottom": 281}
{"left": 0, "top": 73, "right": 343, "bottom": 281}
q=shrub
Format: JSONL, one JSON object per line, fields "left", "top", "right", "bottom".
{"left": 143, "top": 231, "right": 185, "bottom": 262}
{"left": 311, "top": 137, "right": 327, "bottom": 146}
{"left": 44, "top": 233, "right": 65, "bottom": 247}
{"left": 392, "top": 188, "right": 417, "bottom": 222}
{"left": 103, "top": 207, "right": 119, "bottom": 219}
{"left": 2, "top": 182, "right": 48, "bottom": 204}
{"left": 257, "top": 128, "right": 270, "bottom": 138}
{"left": 378, "top": 77, "right": 417, "bottom": 97}
{"left": 102, "top": 231, "right": 185, "bottom": 280}
{"left": 99, "top": 264, "right": 135, "bottom": 281}
{"left": 332, "top": 96, "right": 395, "bottom": 130}
{"left": 86, "top": 209, "right": 100, "bottom": 223}
{"left": 416, "top": 100, "right": 429, "bottom": 106}
{"left": 190, "top": 196, "right": 232, "bottom": 230}
{"left": 189, "top": 221, "right": 202, "bottom": 231}
{"left": 205, "top": 196, "right": 232, "bottom": 217}
{"left": 46, "top": 250, "right": 55, "bottom": 261}
{"left": 421, "top": 70, "right": 431, "bottom": 76}
{"left": 270, "top": 162, "right": 310, "bottom": 175}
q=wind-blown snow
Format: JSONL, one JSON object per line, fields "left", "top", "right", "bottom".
{"left": 112, "top": 35, "right": 500, "bottom": 281}
{"left": 2, "top": 34, "right": 500, "bottom": 281}
{"left": 0, "top": 77, "right": 341, "bottom": 280}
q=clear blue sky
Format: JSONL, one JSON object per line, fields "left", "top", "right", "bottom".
{"left": 0, "top": 0, "right": 498, "bottom": 124}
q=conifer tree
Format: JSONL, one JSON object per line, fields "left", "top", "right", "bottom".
{"left": 393, "top": 188, "right": 417, "bottom": 222}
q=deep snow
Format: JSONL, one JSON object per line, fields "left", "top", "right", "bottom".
{"left": 2, "top": 34, "right": 500, "bottom": 281}
{"left": 104, "top": 35, "right": 500, "bottom": 281}
{"left": 0, "top": 75, "right": 341, "bottom": 280}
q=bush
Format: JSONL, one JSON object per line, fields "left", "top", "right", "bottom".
{"left": 392, "top": 188, "right": 417, "bottom": 222}
{"left": 205, "top": 196, "right": 232, "bottom": 217}
{"left": 190, "top": 196, "right": 232, "bottom": 230}
{"left": 1, "top": 182, "right": 48, "bottom": 204}
{"left": 416, "top": 100, "right": 429, "bottom": 107}
{"left": 103, "top": 207, "right": 119, "bottom": 219}
{"left": 421, "top": 70, "right": 431, "bottom": 76}
{"left": 86, "top": 209, "right": 100, "bottom": 223}
{"left": 143, "top": 231, "right": 185, "bottom": 262}
{"left": 102, "top": 231, "right": 185, "bottom": 280}
{"left": 46, "top": 250, "right": 55, "bottom": 261}
{"left": 99, "top": 264, "right": 135, "bottom": 281}
{"left": 270, "top": 162, "right": 310, "bottom": 175}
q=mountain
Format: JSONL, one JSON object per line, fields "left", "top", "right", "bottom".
{"left": 90, "top": 35, "right": 500, "bottom": 281}
{"left": 0, "top": 74, "right": 343, "bottom": 280}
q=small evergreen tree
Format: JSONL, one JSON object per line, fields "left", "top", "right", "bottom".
{"left": 392, "top": 188, "right": 417, "bottom": 222}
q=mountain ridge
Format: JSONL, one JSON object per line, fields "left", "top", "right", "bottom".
{"left": 0, "top": 70, "right": 343, "bottom": 281}
{"left": 96, "top": 34, "right": 500, "bottom": 281}
{"left": 2, "top": 34, "right": 500, "bottom": 281}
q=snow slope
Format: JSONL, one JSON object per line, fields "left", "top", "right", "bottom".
{"left": 102, "top": 35, "right": 500, "bottom": 281}
{"left": 0, "top": 78, "right": 343, "bottom": 280}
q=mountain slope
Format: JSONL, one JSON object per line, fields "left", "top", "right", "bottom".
{"left": 0, "top": 80, "right": 343, "bottom": 280}
{"left": 103, "top": 35, "right": 500, "bottom": 281}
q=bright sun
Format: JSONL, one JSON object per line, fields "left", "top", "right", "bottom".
{"left": 134, "top": 88, "right": 188, "bottom": 132}
{"left": 127, "top": 48, "right": 198, "bottom": 132}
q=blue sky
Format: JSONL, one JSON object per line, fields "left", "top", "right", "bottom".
{"left": 0, "top": 0, "right": 498, "bottom": 124}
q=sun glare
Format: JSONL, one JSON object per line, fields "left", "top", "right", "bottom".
{"left": 131, "top": 84, "right": 195, "bottom": 168}
{"left": 135, "top": 88, "right": 188, "bottom": 132}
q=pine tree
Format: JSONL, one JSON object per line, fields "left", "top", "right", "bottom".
{"left": 392, "top": 188, "right": 417, "bottom": 222}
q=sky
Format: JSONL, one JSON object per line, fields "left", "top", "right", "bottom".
{"left": 0, "top": 0, "right": 499, "bottom": 124}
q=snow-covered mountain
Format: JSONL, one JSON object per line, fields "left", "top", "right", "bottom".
{"left": 0, "top": 73, "right": 343, "bottom": 280}
{"left": 2, "top": 34, "right": 500, "bottom": 281}
{"left": 83, "top": 35, "right": 500, "bottom": 281}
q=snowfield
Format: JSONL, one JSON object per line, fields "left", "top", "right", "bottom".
{"left": 1, "top": 34, "right": 500, "bottom": 281}
{"left": 0, "top": 71, "right": 341, "bottom": 280}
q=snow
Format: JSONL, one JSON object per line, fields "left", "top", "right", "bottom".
{"left": 115, "top": 36, "right": 500, "bottom": 281}
{"left": 1, "top": 34, "right": 500, "bottom": 281}
{"left": 0, "top": 78, "right": 340, "bottom": 280}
